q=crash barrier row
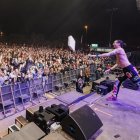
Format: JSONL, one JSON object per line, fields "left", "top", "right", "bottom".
{"left": 0, "top": 66, "right": 103, "bottom": 119}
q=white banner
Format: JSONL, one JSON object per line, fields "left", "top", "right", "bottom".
{"left": 68, "top": 35, "right": 75, "bottom": 52}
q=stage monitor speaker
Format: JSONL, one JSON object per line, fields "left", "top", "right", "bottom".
{"left": 96, "top": 85, "right": 108, "bottom": 95}
{"left": 61, "top": 105, "right": 103, "bottom": 140}
{"left": 100, "top": 79, "right": 114, "bottom": 92}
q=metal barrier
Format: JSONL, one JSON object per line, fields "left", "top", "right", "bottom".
{"left": 33, "top": 78, "right": 45, "bottom": 102}
{"left": 52, "top": 73, "right": 65, "bottom": 94}
{"left": 0, "top": 65, "right": 102, "bottom": 119}
{"left": 63, "top": 71, "right": 72, "bottom": 91}
{"left": 0, "top": 84, "right": 16, "bottom": 118}
{"left": 44, "top": 75, "right": 53, "bottom": 93}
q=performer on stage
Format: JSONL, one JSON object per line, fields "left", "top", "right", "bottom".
{"left": 88, "top": 40, "right": 140, "bottom": 101}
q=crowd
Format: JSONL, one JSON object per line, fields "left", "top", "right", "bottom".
{"left": 0, "top": 43, "right": 114, "bottom": 86}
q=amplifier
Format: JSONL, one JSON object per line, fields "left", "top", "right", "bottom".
{"left": 91, "top": 78, "right": 105, "bottom": 90}
{"left": 100, "top": 80, "right": 115, "bottom": 92}
{"left": 45, "top": 104, "right": 69, "bottom": 122}
{"left": 96, "top": 85, "right": 108, "bottom": 95}
{"left": 34, "top": 107, "right": 55, "bottom": 133}
{"left": 26, "top": 106, "right": 55, "bottom": 134}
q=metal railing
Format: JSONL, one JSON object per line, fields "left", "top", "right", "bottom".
{"left": 0, "top": 65, "right": 103, "bottom": 119}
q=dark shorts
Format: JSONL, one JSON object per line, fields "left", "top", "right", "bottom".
{"left": 119, "top": 65, "right": 140, "bottom": 86}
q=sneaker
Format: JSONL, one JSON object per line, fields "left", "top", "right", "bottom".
{"left": 106, "top": 95, "right": 117, "bottom": 101}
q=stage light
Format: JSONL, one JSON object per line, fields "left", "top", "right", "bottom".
{"left": 0, "top": 32, "right": 3, "bottom": 36}
{"left": 84, "top": 25, "right": 88, "bottom": 44}
{"left": 84, "top": 25, "right": 88, "bottom": 29}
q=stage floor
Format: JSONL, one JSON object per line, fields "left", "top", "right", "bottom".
{"left": 0, "top": 86, "right": 140, "bottom": 140}
{"left": 89, "top": 87, "right": 140, "bottom": 140}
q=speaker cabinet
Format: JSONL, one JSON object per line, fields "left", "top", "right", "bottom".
{"left": 100, "top": 80, "right": 114, "bottom": 92}
{"left": 96, "top": 85, "right": 108, "bottom": 95}
{"left": 61, "top": 105, "right": 103, "bottom": 140}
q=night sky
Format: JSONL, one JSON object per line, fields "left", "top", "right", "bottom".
{"left": 0, "top": 0, "right": 140, "bottom": 46}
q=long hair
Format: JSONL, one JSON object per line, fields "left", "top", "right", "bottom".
{"left": 116, "top": 40, "right": 127, "bottom": 48}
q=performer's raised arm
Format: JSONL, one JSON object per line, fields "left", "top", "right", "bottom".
{"left": 88, "top": 48, "right": 120, "bottom": 58}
